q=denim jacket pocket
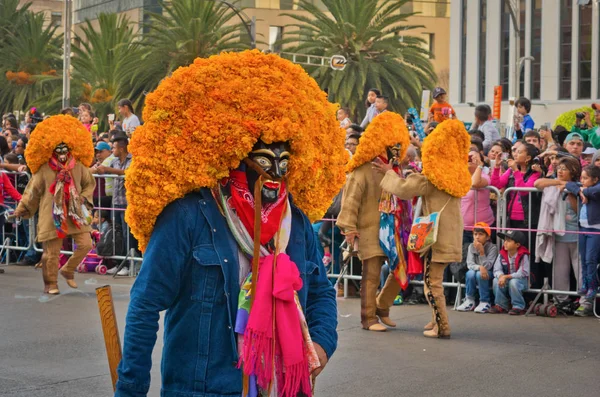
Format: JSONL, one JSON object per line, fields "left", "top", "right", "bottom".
{"left": 191, "top": 245, "right": 225, "bottom": 303}
{"left": 300, "top": 260, "right": 320, "bottom": 276}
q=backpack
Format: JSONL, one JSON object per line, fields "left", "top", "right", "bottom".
{"left": 96, "top": 222, "right": 125, "bottom": 257}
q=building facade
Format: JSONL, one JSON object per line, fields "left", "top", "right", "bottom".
{"left": 71, "top": 0, "right": 451, "bottom": 82}
{"left": 20, "top": 0, "right": 64, "bottom": 34}
{"left": 450, "top": 0, "right": 600, "bottom": 125}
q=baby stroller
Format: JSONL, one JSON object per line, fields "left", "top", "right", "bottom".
{"left": 76, "top": 230, "right": 108, "bottom": 275}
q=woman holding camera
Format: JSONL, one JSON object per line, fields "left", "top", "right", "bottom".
{"left": 491, "top": 143, "right": 545, "bottom": 286}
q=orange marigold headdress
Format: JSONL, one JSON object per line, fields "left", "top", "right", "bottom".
{"left": 346, "top": 111, "right": 410, "bottom": 173}
{"left": 125, "top": 50, "right": 347, "bottom": 251}
{"left": 24, "top": 115, "right": 95, "bottom": 174}
{"left": 421, "top": 119, "right": 471, "bottom": 197}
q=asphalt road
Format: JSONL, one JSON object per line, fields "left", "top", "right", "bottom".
{"left": 1, "top": 266, "right": 599, "bottom": 397}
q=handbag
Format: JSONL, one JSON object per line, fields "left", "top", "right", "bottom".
{"left": 407, "top": 197, "right": 451, "bottom": 255}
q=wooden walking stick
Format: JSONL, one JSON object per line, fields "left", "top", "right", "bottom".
{"left": 96, "top": 285, "right": 122, "bottom": 392}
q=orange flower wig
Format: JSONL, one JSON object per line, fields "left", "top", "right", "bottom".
{"left": 346, "top": 111, "right": 410, "bottom": 173}
{"left": 125, "top": 50, "right": 347, "bottom": 251}
{"left": 25, "top": 115, "right": 95, "bottom": 174}
{"left": 421, "top": 119, "right": 471, "bottom": 198}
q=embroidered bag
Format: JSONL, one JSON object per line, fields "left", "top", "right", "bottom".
{"left": 407, "top": 197, "right": 451, "bottom": 255}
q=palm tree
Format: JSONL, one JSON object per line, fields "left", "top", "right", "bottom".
{"left": 0, "top": 4, "right": 63, "bottom": 114}
{"left": 71, "top": 13, "right": 143, "bottom": 129}
{"left": 127, "top": 0, "right": 250, "bottom": 97}
{"left": 280, "top": 0, "right": 437, "bottom": 119}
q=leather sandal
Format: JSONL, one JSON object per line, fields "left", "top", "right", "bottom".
{"left": 423, "top": 321, "right": 434, "bottom": 331}
{"left": 60, "top": 270, "right": 78, "bottom": 289}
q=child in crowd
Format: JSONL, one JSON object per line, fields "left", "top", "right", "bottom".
{"left": 565, "top": 165, "right": 600, "bottom": 316}
{"left": 457, "top": 222, "right": 499, "bottom": 313}
{"left": 80, "top": 110, "right": 93, "bottom": 132}
{"left": 489, "top": 230, "right": 530, "bottom": 315}
{"left": 514, "top": 97, "right": 535, "bottom": 140}
{"left": 429, "top": 87, "right": 455, "bottom": 123}
{"left": 337, "top": 107, "right": 352, "bottom": 129}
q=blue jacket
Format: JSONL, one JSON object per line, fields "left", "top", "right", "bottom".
{"left": 115, "top": 189, "right": 337, "bottom": 397}
{"left": 566, "top": 181, "right": 600, "bottom": 225}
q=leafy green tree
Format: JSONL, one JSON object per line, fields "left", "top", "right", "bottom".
{"left": 280, "top": 0, "right": 437, "bottom": 119}
{"left": 0, "top": 2, "right": 63, "bottom": 114}
{"left": 126, "top": 0, "right": 251, "bottom": 97}
{"left": 71, "top": 13, "right": 144, "bottom": 129}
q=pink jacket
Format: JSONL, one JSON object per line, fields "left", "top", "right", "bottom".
{"left": 491, "top": 167, "right": 540, "bottom": 221}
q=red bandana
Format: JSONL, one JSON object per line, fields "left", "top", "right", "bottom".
{"left": 225, "top": 170, "right": 287, "bottom": 246}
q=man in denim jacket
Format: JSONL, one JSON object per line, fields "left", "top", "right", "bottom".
{"left": 115, "top": 144, "right": 337, "bottom": 397}
{"left": 115, "top": 51, "right": 340, "bottom": 397}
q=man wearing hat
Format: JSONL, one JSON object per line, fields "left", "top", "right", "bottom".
{"left": 489, "top": 230, "right": 530, "bottom": 315}
{"left": 564, "top": 132, "right": 584, "bottom": 160}
{"left": 429, "top": 87, "right": 456, "bottom": 123}
{"left": 571, "top": 103, "right": 600, "bottom": 149}
{"left": 581, "top": 145, "right": 597, "bottom": 167}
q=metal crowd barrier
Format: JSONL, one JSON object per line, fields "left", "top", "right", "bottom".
{"left": 0, "top": 171, "right": 32, "bottom": 265}
{"left": 326, "top": 184, "right": 600, "bottom": 318}
{"left": 0, "top": 172, "right": 142, "bottom": 277}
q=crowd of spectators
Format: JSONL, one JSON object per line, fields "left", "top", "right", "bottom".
{"left": 1, "top": 91, "right": 599, "bottom": 316}
{"left": 322, "top": 90, "right": 600, "bottom": 317}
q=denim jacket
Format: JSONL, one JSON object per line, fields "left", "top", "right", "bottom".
{"left": 566, "top": 181, "right": 600, "bottom": 225}
{"left": 115, "top": 189, "right": 338, "bottom": 397}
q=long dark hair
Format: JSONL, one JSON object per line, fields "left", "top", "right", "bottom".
{"left": 521, "top": 143, "right": 540, "bottom": 176}
{"left": 0, "top": 136, "right": 9, "bottom": 157}
{"left": 583, "top": 165, "right": 600, "bottom": 184}
{"left": 365, "top": 88, "right": 381, "bottom": 108}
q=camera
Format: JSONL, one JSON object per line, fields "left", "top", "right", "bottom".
{"left": 532, "top": 156, "right": 541, "bottom": 165}
{"left": 576, "top": 112, "right": 586, "bottom": 119}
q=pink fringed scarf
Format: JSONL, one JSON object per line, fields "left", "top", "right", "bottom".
{"left": 239, "top": 253, "right": 310, "bottom": 397}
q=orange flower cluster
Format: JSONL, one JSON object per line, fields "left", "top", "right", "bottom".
{"left": 346, "top": 111, "right": 410, "bottom": 173}
{"left": 91, "top": 88, "right": 113, "bottom": 104}
{"left": 125, "top": 50, "right": 347, "bottom": 251}
{"left": 25, "top": 115, "right": 95, "bottom": 174}
{"left": 5, "top": 71, "right": 34, "bottom": 85}
{"left": 421, "top": 119, "right": 471, "bottom": 198}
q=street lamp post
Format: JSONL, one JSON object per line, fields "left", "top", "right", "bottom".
{"left": 62, "top": 0, "right": 72, "bottom": 109}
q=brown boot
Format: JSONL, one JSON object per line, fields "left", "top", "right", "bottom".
{"left": 367, "top": 323, "right": 387, "bottom": 332}
{"left": 44, "top": 283, "right": 60, "bottom": 295}
{"left": 375, "top": 309, "right": 397, "bottom": 328}
{"left": 378, "top": 316, "right": 397, "bottom": 328}
{"left": 60, "top": 269, "right": 78, "bottom": 289}
{"left": 423, "top": 324, "right": 451, "bottom": 339}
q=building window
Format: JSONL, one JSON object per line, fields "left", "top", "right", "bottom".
{"left": 460, "top": 0, "right": 467, "bottom": 103}
{"left": 500, "top": 0, "right": 511, "bottom": 100}
{"left": 518, "top": 0, "right": 526, "bottom": 98}
{"left": 50, "top": 12, "right": 62, "bottom": 28}
{"left": 559, "top": 0, "right": 573, "bottom": 100}
{"left": 530, "top": 0, "right": 542, "bottom": 100}
{"left": 269, "top": 26, "right": 283, "bottom": 52}
{"left": 421, "top": 33, "right": 435, "bottom": 59}
{"left": 478, "top": 0, "right": 487, "bottom": 102}
{"left": 578, "top": 3, "right": 593, "bottom": 99}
